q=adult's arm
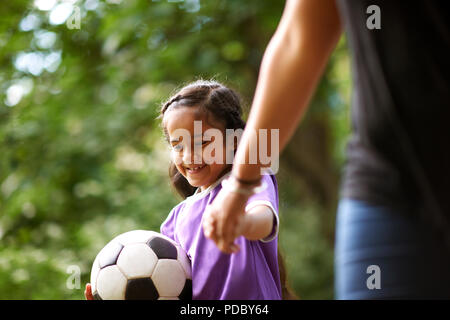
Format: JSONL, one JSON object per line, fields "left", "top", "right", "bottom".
{"left": 204, "top": 0, "right": 342, "bottom": 253}
{"left": 234, "top": 0, "right": 343, "bottom": 181}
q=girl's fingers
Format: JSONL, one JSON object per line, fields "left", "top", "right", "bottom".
{"left": 85, "top": 283, "right": 93, "bottom": 300}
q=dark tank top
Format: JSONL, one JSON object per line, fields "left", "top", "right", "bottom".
{"left": 336, "top": 1, "right": 450, "bottom": 239}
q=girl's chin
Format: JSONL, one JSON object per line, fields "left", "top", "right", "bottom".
{"left": 185, "top": 176, "right": 213, "bottom": 191}
{"left": 187, "top": 177, "right": 206, "bottom": 187}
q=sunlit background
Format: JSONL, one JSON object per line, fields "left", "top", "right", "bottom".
{"left": 0, "top": 0, "right": 351, "bottom": 299}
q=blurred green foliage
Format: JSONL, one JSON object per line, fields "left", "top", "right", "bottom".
{"left": 0, "top": 0, "right": 351, "bottom": 299}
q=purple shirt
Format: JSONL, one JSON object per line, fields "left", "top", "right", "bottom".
{"left": 160, "top": 173, "right": 282, "bottom": 300}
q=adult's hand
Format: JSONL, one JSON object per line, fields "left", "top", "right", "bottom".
{"left": 202, "top": 187, "right": 249, "bottom": 254}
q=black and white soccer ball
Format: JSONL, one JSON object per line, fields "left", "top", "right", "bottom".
{"left": 90, "top": 230, "right": 192, "bottom": 300}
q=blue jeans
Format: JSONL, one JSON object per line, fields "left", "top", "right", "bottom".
{"left": 335, "top": 198, "right": 450, "bottom": 299}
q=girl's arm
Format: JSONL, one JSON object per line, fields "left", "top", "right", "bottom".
{"left": 241, "top": 205, "right": 275, "bottom": 241}
{"left": 204, "top": 0, "right": 342, "bottom": 253}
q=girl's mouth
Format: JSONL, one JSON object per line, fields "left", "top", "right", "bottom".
{"left": 185, "top": 164, "right": 206, "bottom": 174}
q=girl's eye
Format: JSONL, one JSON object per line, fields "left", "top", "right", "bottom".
{"left": 172, "top": 144, "right": 183, "bottom": 152}
{"left": 195, "top": 140, "right": 209, "bottom": 146}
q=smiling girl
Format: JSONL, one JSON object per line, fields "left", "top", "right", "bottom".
{"left": 158, "top": 80, "right": 293, "bottom": 299}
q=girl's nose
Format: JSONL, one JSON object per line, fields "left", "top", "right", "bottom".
{"left": 183, "top": 147, "right": 202, "bottom": 165}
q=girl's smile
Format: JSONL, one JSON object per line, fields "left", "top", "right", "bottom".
{"left": 185, "top": 164, "right": 207, "bottom": 174}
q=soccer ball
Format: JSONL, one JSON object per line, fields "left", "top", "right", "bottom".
{"left": 90, "top": 230, "right": 192, "bottom": 300}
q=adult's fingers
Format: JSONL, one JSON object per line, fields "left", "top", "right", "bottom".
{"left": 202, "top": 206, "right": 218, "bottom": 241}
{"left": 203, "top": 219, "right": 215, "bottom": 239}
{"left": 217, "top": 239, "right": 240, "bottom": 254}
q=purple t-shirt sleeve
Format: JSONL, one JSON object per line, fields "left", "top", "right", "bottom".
{"left": 160, "top": 206, "right": 179, "bottom": 242}
{"left": 244, "top": 174, "right": 279, "bottom": 242}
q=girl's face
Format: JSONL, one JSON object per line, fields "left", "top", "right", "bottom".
{"left": 163, "top": 106, "right": 230, "bottom": 191}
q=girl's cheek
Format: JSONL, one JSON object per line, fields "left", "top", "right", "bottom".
{"left": 171, "top": 151, "right": 183, "bottom": 166}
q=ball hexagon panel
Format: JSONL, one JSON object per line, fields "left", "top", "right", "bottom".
{"left": 116, "top": 243, "right": 158, "bottom": 279}
{"left": 98, "top": 241, "right": 124, "bottom": 269}
{"left": 96, "top": 265, "right": 128, "bottom": 300}
{"left": 152, "top": 259, "right": 186, "bottom": 297}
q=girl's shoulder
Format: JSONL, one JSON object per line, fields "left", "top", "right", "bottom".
{"left": 160, "top": 199, "right": 190, "bottom": 240}
{"left": 170, "top": 198, "right": 189, "bottom": 215}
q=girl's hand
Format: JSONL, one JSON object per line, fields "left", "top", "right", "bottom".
{"left": 202, "top": 187, "right": 249, "bottom": 254}
{"left": 84, "top": 283, "right": 94, "bottom": 300}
